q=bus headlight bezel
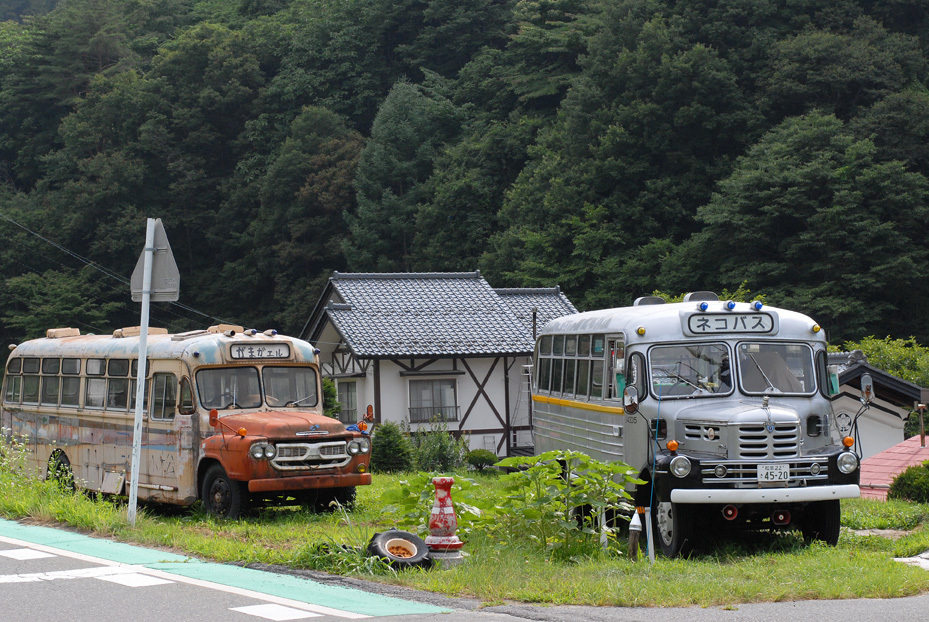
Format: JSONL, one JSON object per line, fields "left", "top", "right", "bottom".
{"left": 670, "top": 455, "right": 693, "bottom": 478}
{"left": 250, "top": 442, "right": 275, "bottom": 460}
{"left": 836, "top": 450, "right": 859, "bottom": 474}
{"left": 348, "top": 438, "right": 371, "bottom": 456}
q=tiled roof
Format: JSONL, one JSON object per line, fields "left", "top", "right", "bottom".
{"left": 495, "top": 287, "right": 578, "bottom": 337}
{"left": 321, "top": 272, "right": 576, "bottom": 358}
{"left": 859, "top": 435, "right": 929, "bottom": 500}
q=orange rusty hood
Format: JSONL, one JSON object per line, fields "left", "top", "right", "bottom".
{"left": 212, "top": 411, "right": 349, "bottom": 439}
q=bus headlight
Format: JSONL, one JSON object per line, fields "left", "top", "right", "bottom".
{"left": 348, "top": 439, "right": 371, "bottom": 455}
{"left": 670, "top": 455, "right": 692, "bottom": 478}
{"left": 837, "top": 451, "right": 859, "bottom": 474}
{"left": 250, "top": 442, "right": 275, "bottom": 460}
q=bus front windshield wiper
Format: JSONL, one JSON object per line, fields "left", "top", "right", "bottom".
{"left": 748, "top": 353, "right": 778, "bottom": 392}
{"left": 284, "top": 394, "right": 315, "bottom": 407}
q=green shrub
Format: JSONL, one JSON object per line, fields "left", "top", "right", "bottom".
{"left": 407, "top": 417, "right": 468, "bottom": 472}
{"left": 888, "top": 460, "right": 929, "bottom": 503}
{"left": 465, "top": 449, "right": 499, "bottom": 471}
{"left": 370, "top": 421, "right": 415, "bottom": 473}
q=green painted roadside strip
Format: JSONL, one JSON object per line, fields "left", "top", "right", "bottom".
{"left": 148, "top": 561, "right": 447, "bottom": 617}
{"left": 0, "top": 518, "right": 450, "bottom": 617}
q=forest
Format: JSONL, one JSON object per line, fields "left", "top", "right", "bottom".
{"left": 1, "top": 0, "right": 928, "bottom": 355}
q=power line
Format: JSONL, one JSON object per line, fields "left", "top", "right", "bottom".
{"left": 0, "top": 209, "right": 231, "bottom": 325}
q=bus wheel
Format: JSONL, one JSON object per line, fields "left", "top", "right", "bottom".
{"left": 202, "top": 465, "right": 248, "bottom": 519}
{"left": 800, "top": 500, "right": 840, "bottom": 546}
{"left": 652, "top": 485, "right": 694, "bottom": 558}
{"left": 316, "top": 486, "right": 357, "bottom": 512}
{"left": 47, "top": 451, "right": 75, "bottom": 491}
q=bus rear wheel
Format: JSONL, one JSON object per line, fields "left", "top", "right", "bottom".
{"left": 202, "top": 464, "right": 248, "bottom": 519}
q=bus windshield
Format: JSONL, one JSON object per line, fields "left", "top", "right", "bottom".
{"left": 197, "top": 367, "right": 262, "bottom": 409}
{"left": 195, "top": 366, "right": 319, "bottom": 409}
{"left": 737, "top": 342, "right": 815, "bottom": 394}
{"left": 649, "top": 343, "right": 732, "bottom": 398}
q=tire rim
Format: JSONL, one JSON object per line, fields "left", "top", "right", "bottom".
{"left": 656, "top": 501, "right": 674, "bottom": 545}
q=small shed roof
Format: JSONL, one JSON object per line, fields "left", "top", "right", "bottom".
{"left": 303, "top": 272, "right": 577, "bottom": 359}
{"left": 829, "top": 351, "right": 929, "bottom": 408}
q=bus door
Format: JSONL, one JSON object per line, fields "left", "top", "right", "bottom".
{"left": 142, "top": 366, "right": 184, "bottom": 500}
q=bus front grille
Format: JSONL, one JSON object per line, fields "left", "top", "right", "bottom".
{"left": 737, "top": 423, "right": 800, "bottom": 459}
{"left": 271, "top": 441, "right": 351, "bottom": 470}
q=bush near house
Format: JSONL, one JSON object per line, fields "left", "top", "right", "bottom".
{"left": 370, "top": 421, "right": 415, "bottom": 473}
{"left": 888, "top": 460, "right": 929, "bottom": 504}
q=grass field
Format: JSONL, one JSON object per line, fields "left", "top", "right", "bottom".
{"left": 3, "top": 457, "right": 929, "bottom": 608}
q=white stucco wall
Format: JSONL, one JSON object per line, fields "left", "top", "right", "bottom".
{"left": 832, "top": 391, "right": 906, "bottom": 460}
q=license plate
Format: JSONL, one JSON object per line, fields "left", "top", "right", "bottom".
{"left": 758, "top": 464, "right": 790, "bottom": 483}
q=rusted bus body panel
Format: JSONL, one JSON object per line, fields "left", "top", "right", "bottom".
{"left": 2, "top": 326, "right": 371, "bottom": 512}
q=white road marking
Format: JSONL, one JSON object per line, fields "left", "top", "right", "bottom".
{"left": 0, "top": 535, "right": 369, "bottom": 618}
{"left": 96, "top": 572, "right": 175, "bottom": 587}
{"left": 0, "top": 548, "right": 56, "bottom": 560}
{"left": 232, "top": 604, "right": 323, "bottom": 620}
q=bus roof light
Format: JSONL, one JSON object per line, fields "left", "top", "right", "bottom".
{"left": 698, "top": 301, "right": 709, "bottom": 311}
{"left": 726, "top": 300, "right": 736, "bottom": 310}
{"left": 752, "top": 300, "right": 763, "bottom": 310}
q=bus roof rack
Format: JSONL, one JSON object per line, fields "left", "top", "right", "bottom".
{"left": 633, "top": 296, "right": 666, "bottom": 306}
{"left": 47, "top": 328, "right": 80, "bottom": 339}
{"left": 682, "top": 291, "right": 719, "bottom": 302}
{"left": 113, "top": 327, "right": 168, "bottom": 338}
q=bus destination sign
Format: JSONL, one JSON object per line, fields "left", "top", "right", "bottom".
{"left": 685, "top": 313, "right": 775, "bottom": 335}
{"left": 230, "top": 343, "right": 291, "bottom": 359}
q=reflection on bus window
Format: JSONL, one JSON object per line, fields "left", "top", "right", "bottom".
{"left": 263, "top": 367, "right": 318, "bottom": 407}
{"left": 737, "top": 343, "right": 814, "bottom": 394}
{"left": 649, "top": 344, "right": 732, "bottom": 398}
{"left": 196, "top": 368, "right": 262, "bottom": 409}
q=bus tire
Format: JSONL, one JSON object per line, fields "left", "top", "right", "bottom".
{"left": 800, "top": 499, "right": 840, "bottom": 546}
{"left": 312, "top": 486, "right": 356, "bottom": 512}
{"left": 366, "top": 530, "right": 432, "bottom": 568}
{"left": 47, "top": 451, "right": 75, "bottom": 491}
{"left": 652, "top": 484, "right": 694, "bottom": 558}
{"left": 202, "top": 464, "right": 248, "bottom": 519}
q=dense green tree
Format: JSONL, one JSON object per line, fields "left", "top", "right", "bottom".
{"left": 222, "top": 106, "right": 364, "bottom": 333}
{"left": 760, "top": 17, "right": 927, "bottom": 122}
{"left": 345, "top": 78, "right": 463, "bottom": 271}
{"left": 850, "top": 89, "right": 929, "bottom": 178}
{"left": 485, "top": 12, "right": 757, "bottom": 308}
{"left": 664, "top": 112, "right": 929, "bottom": 342}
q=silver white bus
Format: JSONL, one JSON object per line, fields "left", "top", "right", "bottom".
{"left": 532, "top": 292, "right": 861, "bottom": 556}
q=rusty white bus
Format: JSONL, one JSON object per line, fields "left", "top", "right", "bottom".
{"left": 531, "top": 292, "right": 861, "bottom": 557}
{"left": 1, "top": 324, "right": 372, "bottom": 518}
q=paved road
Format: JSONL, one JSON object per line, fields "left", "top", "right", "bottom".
{"left": 3, "top": 518, "right": 929, "bottom": 622}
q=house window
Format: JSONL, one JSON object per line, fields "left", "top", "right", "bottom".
{"left": 337, "top": 381, "right": 357, "bottom": 424}
{"left": 409, "top": 379, "right": 459, "bottom": 423}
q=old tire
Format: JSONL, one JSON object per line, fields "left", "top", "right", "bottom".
{"left": 366, "top": 530, "right": 432, "bottom": 569}
{"left": 652, "top": 484, "right": 694, "bottom": 558}
{"left": 801, "top": 500, "right": 841, "bottom": 546}
{"left": 201, "top": 464, "right": 248, "bottom": 518}
{"left": 47, "top": 451, "right": 75, "bottom": 491}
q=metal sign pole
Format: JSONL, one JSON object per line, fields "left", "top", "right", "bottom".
{"left": 128, "top": 218, "right": 155, "bottom": 526}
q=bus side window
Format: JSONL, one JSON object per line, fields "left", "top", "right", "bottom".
{"left": 152, "top": 373, "right": 177, "bottom": 421}
{"left": 178, "top": 378, "right": 195, "bottom": 415}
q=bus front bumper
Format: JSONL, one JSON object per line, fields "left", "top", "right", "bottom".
{"left": 248, "top": 472, "right": 372, "bottom": 493}
{"left": 670, "top": 484, "right": 860, "bottom": 505}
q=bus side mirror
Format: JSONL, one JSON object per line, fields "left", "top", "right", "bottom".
{"left": 860, "top": 373, "right": 874, "bottom": 404}
{"left": 209, "top": 409, "right": 219, "bottom": 427}
{"left": 624, "top": 387, "right": 639, "bottom": 414}
{"left": 826, "top": 365, "right": 840, "bottom": 397}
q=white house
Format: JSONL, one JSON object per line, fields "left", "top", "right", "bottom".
{"left": 301, "top": 272, "right": 577, "bottom": 457}
{"left": 829, "top": 351, "right": 929, "bottom": 460}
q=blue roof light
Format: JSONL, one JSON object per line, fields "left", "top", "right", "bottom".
{"left": 752, "top": 300, "right": 763, "bottom": 310}
{"left": 726, "top": 300, "right": 736, "bottom": 310}
{"left": 699, "top": 301, "right": 709, "bottom": 311}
